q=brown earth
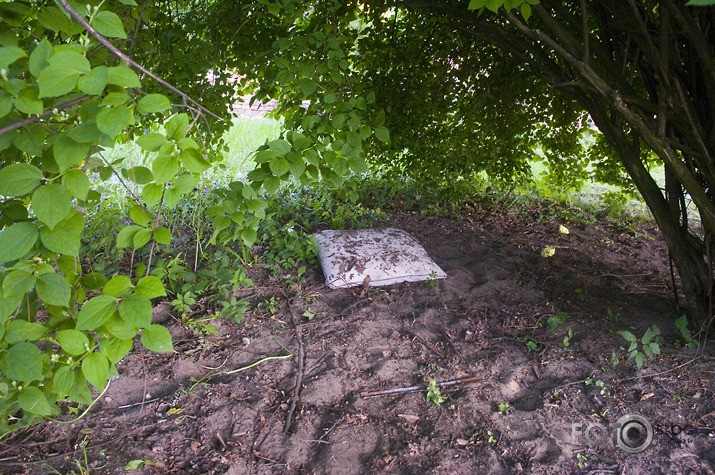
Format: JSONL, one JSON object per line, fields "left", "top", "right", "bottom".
{"left": 1, "top": 208, "right": 714, "bottom": 474}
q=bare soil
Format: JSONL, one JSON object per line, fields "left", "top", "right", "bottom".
{"left": 2, "top": 207, "right": 714, "bottom": 474}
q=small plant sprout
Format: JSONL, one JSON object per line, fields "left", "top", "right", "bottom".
{"left": 618, "top": 325, "right": 663, "bottom": 369}
{"left": 426, "top": 270, "right": 439, "bottom": 287}
{"left": 546, "top": 314, "right": 568, "bottom": 332}
{"left": 675, "top": 315, "right": 697, "bottom": 348}
{"left": 576, "top": 452, "right": 588, "bottom": 469}
{"left": 302, "top": 308, "right": 316, "bottom": 321}
{"left": 487, "top": 430, "right": 498, "bottom": 444}
{"left": 497, "top": 402, "right": 511, "bottom": 415}
{"left": 523, "top": 336, "right": 540, "bottom": 352}
{"left": 541, "top": 246, "right": 556, "bottom": 257}
{"left": 426, "top": 379, "right": 447, "bottom": 406}
{"left": 559, "top": 224, "right": 570, "bottom": 234}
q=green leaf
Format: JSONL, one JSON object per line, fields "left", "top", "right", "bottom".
{"left": 0, "top": 163, "right": 44, "bottom": 196}
{"left": 141, "top": 324, "right": 174, "bottom": 352}
{"left": 82, "top": 352, "right": 110, "bottom": 390}
{"left": 172, "top": 174, "right": 199, "bottom": 195}
{"left": 136, "top": 132, "right": 167, "bottom": 152}
{"left": 52, "top": 366, "right": 75, "bottom": 396}
{"left": 96, "top": 106, "right": 132, "bottom": 138}
{"left": 119, "top": 293, "right": 152, "bottom": 328}
{"left": 102, "top": 313, "right": 138, "bottom": 340}
{"left": 29, "top": 39, "right": 53, "bottom": 78}
{"left": 5, "top": 320, "right": 46, "bottom": 343}
{"left": 53, "top": 133, "right": 91, "bottom": 172}
{"left": 61, "top": 169, "right": 90, "bottom": 200}
{"left": 133, "top": 228, "right": 152, "bottom": 248}
{"left": 2, "top": 270, "right": 35, "bottom": 297}
{"left": 81, "top": 272, "right": 108, "bottom": 290}
{"left": 100, "top": 338, "right": 133, "bottom": 365}
{"left": 31, "top": 184, "right": 72, "bottom": 230}
{"left": 141, "top": 183, "right": 164, "bottom": 206}
{"left": 116, "top": 224, "right": 140, "bottom": 248}
{"left": 76, "top": 294, "right": 117, "bottom": 330}
{"left": 177, "top": 137, "right": 199, "bottom": 151}
{"left": 91, "top": 11, "right": 127, "bottom": 39}
{"left": 78, "top": 66, "right": 108, "bottom": 95}
{"left": 634, "top": 352, "right": 644, "bottom": 370}
{"left": 123, "top": 166, "right": 154, "bottom": 185}
{"left": 618, "top": 331, "right": 637, "bottom": 342}
{"left": 0, "top": 222, "right": 38, "bottom": 263}
{"left": 0, "top": 342, "right": 43, "bottom": 381}
{"left": 269, "top": 139, "right": 291, "bottom": 155}
{"left": 14, "top": 87, "right": 43, "bottom": 115}
{"left": 138, "top": 94, "right": 171, "bottom": 114}
{"left": 0, "top": 46, "right": 26, "bottom": 70}
{"left": 107, "top": 65, "right": 140, "bottom": 87}
{"left": 37, "top": 272, "right": 71, "bottom": 307}
{"left": 135, "top": 275, "right": 166, "bottom": 298}
{"left": 179, "top": 148, "right": 211, "bottom": 173}
{"left": 521, "top": 2, "right": 532, "bottom": 20}
{"left": 129, "top": 205, "right": 151, "bottom": 227}
{"left": 153, "top": 226, "right": 171, "bottom": 245}
{"left": 165, "top": 113, "right": 189, "bottom": 140}
{"left": 19, "top": 386, "right": 55, "bottom": 416}
{"left": 152, "top": 154, "right": 179, "bottom": 183}
{"left": 269, "top": 157, "right": 290, "bottom": 177}
{"left": 263, "top": 176, "right": 280, "bottom": 194}
{"left": 485, "top": 0, "right": 502, "bottom": 12}
{"left": 40, "top": 208, "right": 84, "bottom": 256}
{"left": 55, "top": 329, "right": 89, "bottom": 356}
{"left": 374, "top": 126, "right": 390, "bottom": 142}
{"left": 685, "top": 0, "right": 715, "bottom": 5}
{"left": 103, "top": 275, "right": 132, "bottom": 298}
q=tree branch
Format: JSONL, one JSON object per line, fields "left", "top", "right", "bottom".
{"left": 0, "top": 95, "right": 92, "bottom": 136}
{"left": 55, "top": 0, "right": 224, "bottom": 122}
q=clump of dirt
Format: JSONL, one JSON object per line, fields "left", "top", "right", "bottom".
{"left": 2, "top": 208, "right": 713, "bottom": 474}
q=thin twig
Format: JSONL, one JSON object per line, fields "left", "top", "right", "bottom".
{"left": 0, "top": 95, "right": 92, "bottom": 136}
{"left": 55, "top": 0, "right": 224, "bottom": 122}
{"left": 283, "top": 300, "right": 305, "bottom": 433}
{"left": 360, "top": 375, "right": 483, "bottom": 399}
{"left": 409, "top": 331, "right": 446, "bottom": 358}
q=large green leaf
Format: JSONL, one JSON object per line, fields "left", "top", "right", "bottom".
{"left": 103, "top": 275, "right": 132, "bottom": 298}
{"left": 76, "top": 295, "right": 117, "bottom": 331}
{"left": 134, "top": 275, "right": 166, "bottom": 298}
{"left": 179, "top": 148, "right": 211, "bottom": 173}
{"left": 55, "top": 329, "right": 89, "bottom": 356}
{"left": 100, "top": 338, "right": 133, "bottom": 365}
{"left": 0, "top": 163, "right": 44, "bottom": 196}
{"left": 82, "top": 352, "right": 110, "bottom": 390}
{"left": 118, "top": 293, "right": 152, "bottom": 328}
{"left": 61, "top": 169, "right": 91, "bottom": 200}
{"left": 31, "top": 184, "right": 72, "bottom": 230}
{"left": 40, "top": 208, "right": 84, "bottom": 256}
{"left": 137, "top": 94, "right": 171, "bottom": 114}
{"left": 18, "top": 386, "right": 56, "bottom": 416}
{"left": 96, "top": 106, "right": 132, "bottom": 138}
{"left": 165, "top": 113, "right": 190, "bottom": 140}
{"left": 0, "top": 222, "right": 38, "bottom": 263}
{"left": 37, "top": 272, "right": 71, "bottom": 307}
{"left": 152, "top": 154, "right": 179, "bottom": 183}
{"left": 0, "top": 342, "right": 43, "bottom": 381}
{"left": 2, "top": 270, "right": 35, "bottom": 297}
{"left": 53, "top": 133, "right": 91, "bottom": 172}
{"left": 0, "top": 46, "right": 26, "bottom": 71}
{"left": 107, "top": 65, "right": 140, "bottom": 87}
{"left": 78, "top": 65, "right": 108, "bottom": 95}
{"left": 91, "top": 11, "right": 127, "bottom": 39}
{"left": 52, "top": 366, "right": 75, "bottom": 397}
{"left": 141, "top": 324, "right": 174, "bottom": 352}
{"left": 136, "top": 132, "right": 167, "bottom": 152}
{"left": 5, "top": 320, "right": 46, "bottom": 344}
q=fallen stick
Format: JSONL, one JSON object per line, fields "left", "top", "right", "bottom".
{"left": 360, "top": 375, "right": 483, "bottom": 399}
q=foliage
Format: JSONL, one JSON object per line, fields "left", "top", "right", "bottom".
{"left": 426, "top": 379, "right": 447, "bottom": 406}
{"left": 674, "top": 315, "right": 697, "bottom": 349}
{"left": 618, "top": 326, "right": 663, "bottom": 370}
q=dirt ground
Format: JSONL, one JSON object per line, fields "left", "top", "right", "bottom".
{"left": 2, "top": 206, "right": 714, "bottom": 474}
